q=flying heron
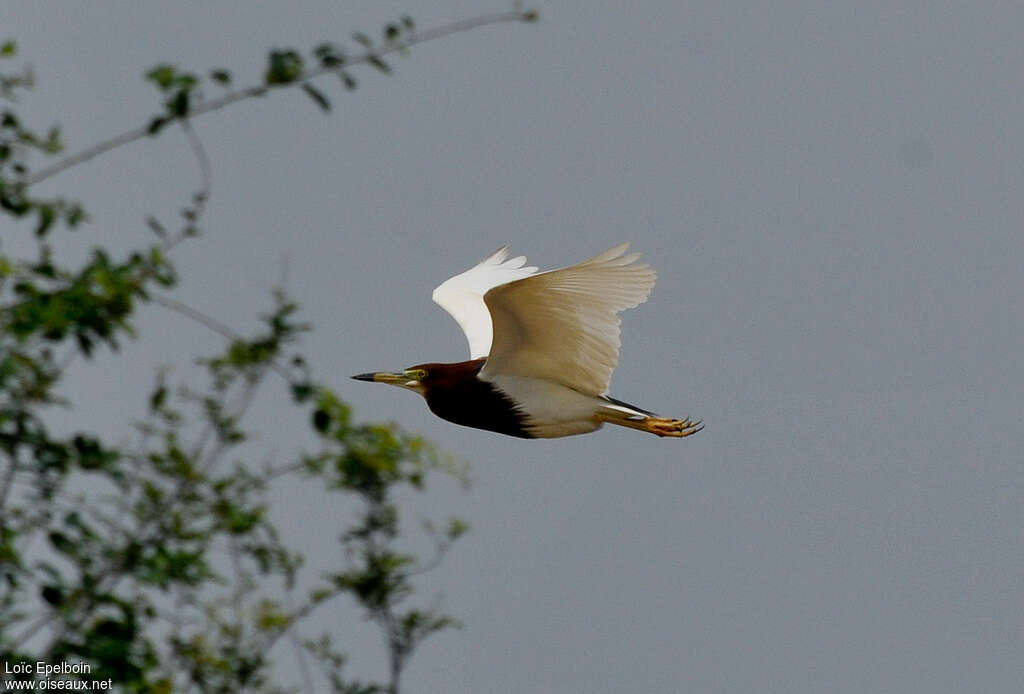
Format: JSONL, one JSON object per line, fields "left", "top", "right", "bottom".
{"left": 353, "top": 243, "right": 703, "bottom": 439}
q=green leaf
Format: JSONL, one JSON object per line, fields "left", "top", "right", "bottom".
{"left": 41, "top": 585, "right": 64, "bottom": 606}
{"left": 146, "top": 64, "right": 177, "bottom": 91}
{"left": 65, "top": 202, "right": 86, "bottom": 227}
{"left": 35, "top": 203, "right": 56, "bottom": 237}
{"left": 314, "top": 43, "right": 344, "bottom": 68}
{"left": 446, "top": 517, "right": 469, "bottom": 541}
{"left": 149, "top": 383, "right": 167, "bottom": 410}
{"left": 48, "top": 531, "right": 75, "bottom": 556}
{"left": 43, "top": 126, "right": 63, "bottom": 154}
{"left": 209, "top": 68, "right": 232, "bottom": 86}
{"left": 339, "top": 71, "right": 357, "bottom": 91}
{"left": 291, "top": 381, "right": 314, "bottom": 402}
{"left": 0, "top": 40, "right": 17, "bottom": 57}
{"left": 265, "top": 49, "right": 303, "bottom": 85}
{"left": 169, "top": 89, "right": 190, "bottom": 117}
{"left": 176, "top": 73, "right": 198, "bottom": 90}
{"left": 302, "top": 83, "right": 331, "bottom": 112}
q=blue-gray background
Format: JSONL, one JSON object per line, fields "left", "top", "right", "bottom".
{"left": 11, "top": 2, "right": 1022, "bottom": 692}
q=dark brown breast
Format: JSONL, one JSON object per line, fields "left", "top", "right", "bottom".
{"left": 414, "top": 359, "right": 533, "bottom": 439}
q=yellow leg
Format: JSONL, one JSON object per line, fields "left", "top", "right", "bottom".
{"left": 642, "top": 416, "right": 704, "bottom": 438}
{"left": 596, "top": 411, "right": 704, "bottom": 438}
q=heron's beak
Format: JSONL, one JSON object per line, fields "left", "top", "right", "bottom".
{"left": 352, "top": 371, "right": 405, "bottom": 384}
{"left": 351, "top": 370, "right": 425, "bottom": 394}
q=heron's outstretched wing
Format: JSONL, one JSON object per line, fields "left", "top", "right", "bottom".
{"left": 432, "top": 246, "right": 538, "bottom": 359}
{"left": 480, "top": 242, "right": 656, "bottom": 396}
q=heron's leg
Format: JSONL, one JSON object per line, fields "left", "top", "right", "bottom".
{"left": 595, "top": 408, "right": 703, "bottom": 438}
{"left": 642, "top": 416, "right": 704, "bottom": 438}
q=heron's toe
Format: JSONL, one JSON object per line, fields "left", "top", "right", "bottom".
{"left": 646, "top": 416, "right": 704, "bottom": 438}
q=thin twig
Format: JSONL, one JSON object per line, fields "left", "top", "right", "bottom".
{"left": 195, "top": 373, "right": 263, "bottom": 473}
{"left": 148, "top": 292, "right": 297, "bottom": 384}
{"left": 181, "top": 120, "right": 211, "bottom": 204}
{"left": 25, "top": 9, "right": 533, "bottom": 187}
{"left": 148, "top": 293, "right": 243, "bottom": 344}
{"left": 259, "top": 586, "right": 346, "bottom": 654}
{"left": 286, "top": 592, "right": 316, "bottom": 693}
{"left": 408, "top": 533, "right": 457, "bottom": 577}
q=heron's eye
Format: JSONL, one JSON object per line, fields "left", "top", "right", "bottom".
{"left": 407, "top": 369, "right": 428, "bottom": 380}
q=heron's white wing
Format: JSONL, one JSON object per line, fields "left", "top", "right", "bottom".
{"left": 432, "top": 246, "right": 539, "bottom": 359}
{"left": 480, "top": 243, "right": 656, "bottom": 396}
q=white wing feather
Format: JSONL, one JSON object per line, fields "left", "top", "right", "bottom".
{"left": 431, "top": 246, "right": 539, "bottom": 359}
{"left": 480, "top": 242, "right": 656, "bottom": 396}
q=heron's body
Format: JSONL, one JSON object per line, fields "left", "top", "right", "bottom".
{"left": 354, "top": 244, "right": 703, "bottom": 440}
{"left": 485, "top": 373, "right": 606, "bottom": 438}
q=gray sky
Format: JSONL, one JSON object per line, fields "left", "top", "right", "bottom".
{"left": 10, "top": 1, "right": 1023, "bottom": 692}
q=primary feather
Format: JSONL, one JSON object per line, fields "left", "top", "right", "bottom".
{"left": 431, "top": 246, "right": 538, "bottom": 359}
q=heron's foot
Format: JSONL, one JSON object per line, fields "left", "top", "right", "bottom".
{"left": 644, "top": 416, "right": 704, "bottom": 438}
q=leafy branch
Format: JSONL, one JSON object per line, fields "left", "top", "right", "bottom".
{"left": 0, "top": 6, "right": 534, "bottom": 692}
{"left": 23, "top": 8, "right": 538, "bottom": 188}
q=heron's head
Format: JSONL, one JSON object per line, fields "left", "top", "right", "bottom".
{"left": 351, "top": 366, "right": 429, "bottom": 396}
